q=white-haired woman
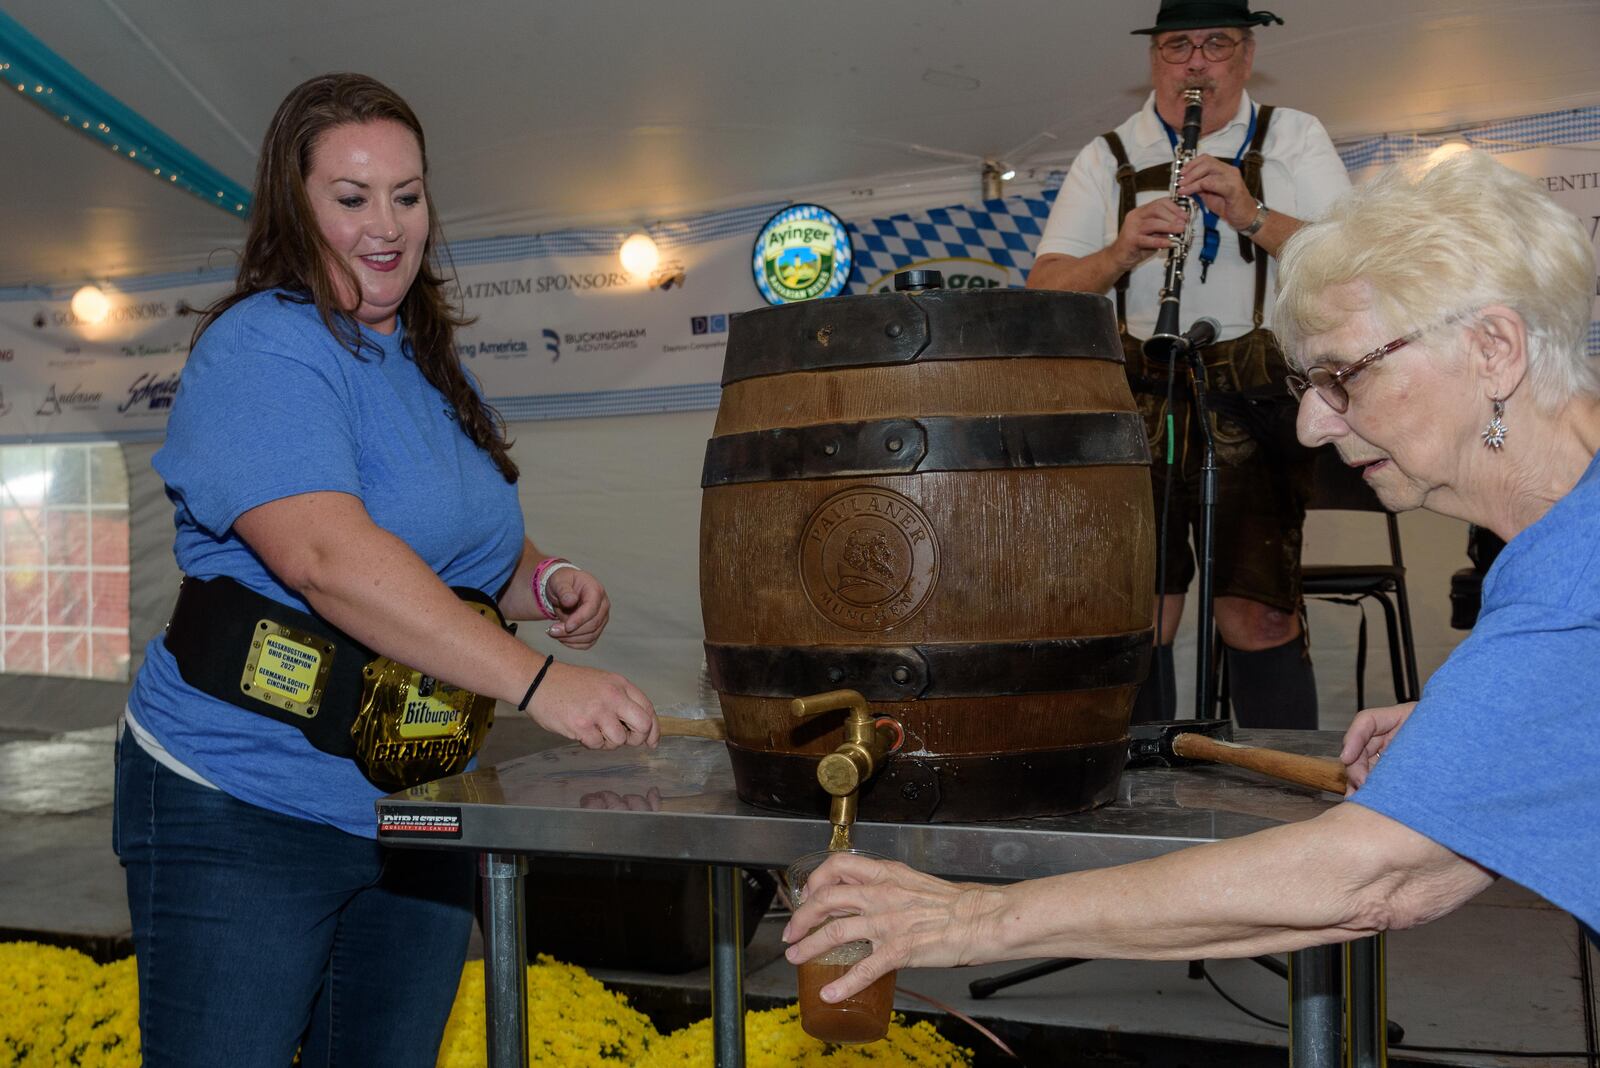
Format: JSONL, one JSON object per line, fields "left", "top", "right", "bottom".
{"left": 784, "top": 149, "right": 1600, "bottom": 998}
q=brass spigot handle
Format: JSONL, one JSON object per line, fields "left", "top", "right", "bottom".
{"left": 790, "top": 689, "right": 870, "bottom": 723}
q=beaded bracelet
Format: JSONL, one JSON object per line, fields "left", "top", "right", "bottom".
{"left": 517, "top": 654, "right": 556, "bottom": 712}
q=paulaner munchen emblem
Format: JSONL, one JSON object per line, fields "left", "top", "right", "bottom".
{"left": 799, "top": 487, "right": 939, "bottom": 632}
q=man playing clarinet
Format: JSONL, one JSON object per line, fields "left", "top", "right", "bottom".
{"left": 1028, "top": 0, "right": 1349, "bottom": 727}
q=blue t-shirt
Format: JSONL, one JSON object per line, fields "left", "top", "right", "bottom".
{"left": 1352, "top": 450, "right": 1600, "bottom": 930}
{"left": 130, "top": 291, "right": 523, "bottom": 836}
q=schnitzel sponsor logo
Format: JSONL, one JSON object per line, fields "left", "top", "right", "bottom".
{"left": 118, "top": 371, "right": 181, "bottom": 414}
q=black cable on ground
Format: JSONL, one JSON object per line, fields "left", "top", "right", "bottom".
{"left": 1199, "top": 961, "right": 1594, "bottom": 1059}
{"left": 1198, "top": 963, "right": 1284, "bottom": 1029}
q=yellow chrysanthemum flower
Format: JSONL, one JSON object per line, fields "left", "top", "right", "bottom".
{"left": 1, "top": 943, "right": 972, "bottom": 1067}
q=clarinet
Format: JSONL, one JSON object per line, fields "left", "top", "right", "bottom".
{"left": 1143, "top": 88, "right": 1204, "bottom": 362}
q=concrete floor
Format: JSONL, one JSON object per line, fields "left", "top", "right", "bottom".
{"left": 3, "top": 715, "right": 1595, "bottom": 1066}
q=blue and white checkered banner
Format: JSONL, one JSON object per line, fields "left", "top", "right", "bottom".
{"left": 846, "top": 191, "right": 1060, "bottom": 294}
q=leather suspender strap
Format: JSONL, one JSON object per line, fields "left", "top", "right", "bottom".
{"left": 1240, "top": 104, "right": 1275, "bottom": 326}
{"left": 1104, "top": 131, "right": 1137, "bottom": 333}
{"left": 1108, "top": 108, "right": 1277, "bottom": 331}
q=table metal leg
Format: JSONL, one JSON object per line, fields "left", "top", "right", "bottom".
{"left": 1289, "top": 945, "right": 1343, "bottom": 1067}
{"left": 1345, "top": 934, "right": 1388, "bottom": 1067}
{"left": 480, "top": 852, "right": 530, "bottom": 1068}
{"left": 709, "top": 864, "right": 746, "bottom": 1067}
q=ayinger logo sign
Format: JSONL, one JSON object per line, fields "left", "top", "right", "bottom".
{"left": 752, "top": 204, "right": 853, "bottom": 305}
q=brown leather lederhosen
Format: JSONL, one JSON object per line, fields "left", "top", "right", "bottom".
{"left": 1104, "top": 106, "right": 1312, "bottom": 610}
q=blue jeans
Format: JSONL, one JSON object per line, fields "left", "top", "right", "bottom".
{"left": 114, "top": 729, "right": 475, "bottom": 1068}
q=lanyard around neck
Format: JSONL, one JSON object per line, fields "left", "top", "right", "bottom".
{"left": 1161, "top": 103, "right": 1257, "bottom": 282}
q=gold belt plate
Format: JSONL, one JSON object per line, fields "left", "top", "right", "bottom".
{"left": 239, "top": 621, "right": 336, "bottom": 719}
{"left": 349, "top": 601, "right": 498, "bottom": 790}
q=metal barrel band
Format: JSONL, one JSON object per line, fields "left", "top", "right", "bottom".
{"left": 720, "top": 289, "right": 1124, "bottom": 385}
{"left": 701, "top": 411, "right": 1151, "bottom": 486}
{"left": 704, "top": 632, "right": 1153, "bottom": 701}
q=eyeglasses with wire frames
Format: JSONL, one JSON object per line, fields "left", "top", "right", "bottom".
{"left": 1154, "top": 33, "right": 1247, "bottom": 64}
{"left": 1285, "top": 331, "right": 1421, "bottom": 414}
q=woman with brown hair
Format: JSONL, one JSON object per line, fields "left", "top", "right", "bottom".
{"left": 115, "top": 72, "right": 656, "bottom": 1065}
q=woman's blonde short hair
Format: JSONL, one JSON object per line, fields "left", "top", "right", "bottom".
{"left": 1274, "top": 149, "right": 1597, "bottom": 408}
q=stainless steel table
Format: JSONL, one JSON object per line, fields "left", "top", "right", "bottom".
{"left": 377, "top": 729, "right": 1384, "bottom": 1068}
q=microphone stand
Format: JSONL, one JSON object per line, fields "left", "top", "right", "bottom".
{"left": 1183, "top": 332, "right": 1220, "bottom": 720}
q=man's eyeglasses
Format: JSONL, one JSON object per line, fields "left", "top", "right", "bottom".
{"left": 1155, "top": 34, "right": 1245, "bottom": 64}
{"left": 1285, "top": 332, "right": 1420, "bottom": 414}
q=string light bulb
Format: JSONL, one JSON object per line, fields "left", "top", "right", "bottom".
{"left": 70, "top": 285, "right": 110, "bottom": 324}
{"left": 619, "top": 232, "right": 660, "bottom": 279}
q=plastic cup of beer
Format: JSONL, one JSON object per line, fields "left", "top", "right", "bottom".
{"left": 786, "top": 848, "right": 897, "bottom": 1045}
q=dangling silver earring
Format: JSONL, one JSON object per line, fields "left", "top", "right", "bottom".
{"left": 1481, "top": 397, "right": 1507, "bottom": 450}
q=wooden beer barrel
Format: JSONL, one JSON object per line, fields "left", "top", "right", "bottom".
{"left": 699, "top": 281, "right": 1154, "bottom": 822}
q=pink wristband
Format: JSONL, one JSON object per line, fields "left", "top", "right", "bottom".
{"left": 531, "top": 556, "right": 571, "bottom": 620}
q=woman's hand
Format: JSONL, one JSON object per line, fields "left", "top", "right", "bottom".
{"left": 545, "top": 568, "right": 610, "bottom": 648}
{"left": 780, "top": 852, "right": 1003, "bottom": 1003}
{"left": 525, "top": 661, "right": 657, "bottom": 749}
{"left": 1340, "top": 701, "right": 1417, "bottom": 794}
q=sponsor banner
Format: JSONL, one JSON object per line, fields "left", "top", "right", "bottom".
{"left": 0, "top": 283, "right": 220, "bottom": 442}
{"left": 4, "top": 104, "right": 1595, "bottom": 444}
{"left": 1499, "top": 144, "right": 1600, "bottom": 345}
{"left": 1338, "top": 109, "right": 1600, "bottom": 355}
{"left": 442, "top": 226, "right": 753, "bottom": 412}
{"left": 0, "top": 226, "right": 761, "bottom": 442}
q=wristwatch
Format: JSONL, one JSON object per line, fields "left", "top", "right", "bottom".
{"left": 1239, "top": 200, "right": 1270, "bottom": 237}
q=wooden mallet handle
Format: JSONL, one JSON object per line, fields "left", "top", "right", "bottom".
{"left": 656, "top": 715, "right": 727, "bottom": 740}
{"left": 1171, "top": 733, "right": 1348, "bottom": 794}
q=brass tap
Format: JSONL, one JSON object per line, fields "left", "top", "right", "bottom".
{"left": 790, "top": 689, "right": 901, "bottom": 850}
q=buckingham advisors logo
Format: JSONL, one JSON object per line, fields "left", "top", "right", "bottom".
{"left": 36, "top": 383, "right": 103, "bottom": 416}
{"left": 118, "top": 371, "right": 181, "bottom": 414}
{"left": 542, "top": 328, "right": 560, "bottom": 361}
{"left": 0, "top": 386, "right": 11, "bottom": 417}
{"left": 563, "top": 327, "right": 646, "bottom": 353}
{"left": 799, "top": 486, "right": 939, "bottom": 632}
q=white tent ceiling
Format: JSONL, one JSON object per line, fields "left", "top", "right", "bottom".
{"left": 4, "top": 0, "right": 1600, "bottom": 289}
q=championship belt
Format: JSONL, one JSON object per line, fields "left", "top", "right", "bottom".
{"left": 165, "top": 575, "right": 506, "bottom": 791}
{"left": 349, "top": 598, "right": 500, "bottom": 791}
